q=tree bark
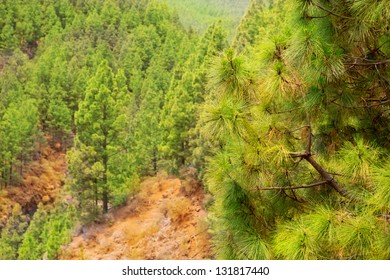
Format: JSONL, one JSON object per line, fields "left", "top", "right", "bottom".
{"left": 102, "top": 106, "right": 109, "bottom": 214}
{"left": 8, "top": 161, "right": 13, "bottom": 186}
{"left": 153, "top": 148, "right": 157, "bottom": 175}
{"left": 289, "top": 152, "right": 358, "bottom": 200}
{"left": 304, "top": 155, "right": 351, "bottom": 198}
{"left": 102, "top": 150, "right": 108, "bottom": 213}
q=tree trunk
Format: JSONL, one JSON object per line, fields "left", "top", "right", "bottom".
{"left": 20, "top": 159, "right": 24, "bottom": 177}
{"left": 94, "top": 179, "right": 98, "bottom": 213}
{"left": 102, "top": 187, "right": 108, "bottom": 214}
{"left": 1, "top": 161, "right": 5, "bottom": 188}
{"left": 153, "top": 148, "right": 157, "bottom": 175}
{"left": 8, "top": 161, "right": 13, "bottom": 186}
{"left": 102, "top": 143, "right": 109, "bottom": 214}
{"left": 102, "top": 106, "right": 109, "bottom": 214}
{"left": 180, "top": 142, "right": 186, "bottom": 166}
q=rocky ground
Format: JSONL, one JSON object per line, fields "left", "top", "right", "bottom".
{"left": 60, "top": 175, "right": 213, "bottom": 260}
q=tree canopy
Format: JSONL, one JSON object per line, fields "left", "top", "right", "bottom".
{"left": 1, "top": 0, "right": 389, "bottom": 260}
{"left": 202, "top": 0, "right": 390, "bottom": 259}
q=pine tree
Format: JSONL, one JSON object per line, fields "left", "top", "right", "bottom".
{"left": 131, "top": 41, "right": 174, "bottom": 175}
{"left": 190, "top": 22, "right": 228, "bottom": 176}
{"left": 41, "top": 203, "right": 76, "bottom": 259}
{"left": 69, "top": 60, "right": 130, "bottom": 217}
{"left": 0, "top": 99, "right": 39, "bottom": 187}
{"left": 158, "top": 29, "right": 195, "bottom": 172}
{"left": 17, "top": 203, "right": 48, "bottom": 260}
{"left": 0, "top": 204, "right": 29, "bottom": 259}
{"left": 202, "top": 0, "right": 389, "bottom": 259}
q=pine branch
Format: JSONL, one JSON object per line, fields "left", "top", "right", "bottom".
{"left": 367, "top": 99, "right": 390, "bottom": 106}
{"left": 275, "top": 49, "right": 357, "bottom": 201}
{"left": 285, "top": 170, "right": 295, "bottom": 196}
{"left": 304, "top": 155, "right": 358, "bottom": 200}
{"left": 331, "top": 99, "right": 390, "bottom": 109}
{"left": 289, "top": 152, "right": 310, "bottom": 158}
{"left": 265, "top": 106, "right": 302, "bottom": 115}
{"left": 313, "top": 2, "right": 352, "bottom": 19}
{"left": 252, "top": 180, "right": 328, "bottom": 191}
{"left": 287, "top": 152, "right": 359, "bottom": 201}
{"left": 287, "top": 125, "right": 310, "bottom": 134}
{"left": 282, "top": 188, "right": 300, "bottom": 202}
{"left": 304, "top": 14, "right": 329, "bottom": 19}
{"left": 376, "top": 214, "right": 390, "bottom": 221}
{"left": 345, "top": 59, "right": 390, "bottom": 66}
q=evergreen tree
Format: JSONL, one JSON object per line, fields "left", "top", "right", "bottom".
{"left": 17, "top": 203, "right": 48, "bottom": 260}
{"left": 159, "top": 77, "right": 194, "bottom": 171}
{"left": 203, "top": 0, "right": 390, "bottom": 259}
{"left": 159, "top": 22, "right": 227, "bottom": 173}
{"left": 131, "top": 34, "right": 177, "bottom": 175}
{"left": 190, "top": 22, "right": 228, "bottom": 176}
{"left": 17, "top": 202, "right": 77, "bottom": 260}
{"left": 40, "top": 203, "right": 76, "bottom": 259}
{"left": 0, "top": 204, "right": 29, "bottom": 259}
{"left": 69, "top": 60, "right": 130, "bottom": 217}
{"left": 0, "top": 99, "right": 39, "bottom": 187}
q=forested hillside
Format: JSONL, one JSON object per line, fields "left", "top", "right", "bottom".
{"left": 163, "top": 0, "right": 250, "bottom": 39}
{"left": 0, "top": 0, "right": 389, "bottom": 260}
{"left": 0, "top": 0, "right": 226, "bottom": 259}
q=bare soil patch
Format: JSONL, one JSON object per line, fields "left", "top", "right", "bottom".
{"left": 60, "top": 175, "right": 212, "bottom": 260}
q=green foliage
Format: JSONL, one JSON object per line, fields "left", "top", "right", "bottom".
{"left": 0, "top": 0, "right": 232, "bottom": 185}
{"left": 158, "top": 22, "right": 228, "bottom": 173}
{"left": 0, "top": 0, "right": 246, "bottom": 260}
{"left": 46, "top": 99, "right": 72, "bottom": 146}
{"left": 0, "top": 0, "right": 75, "bottom": 51}
{"left": 69, "top": 60, "right": 130, "bottom": 217}
{"left": 0, "top": 99, "right": 39, "bottom": 187}
{"left": 40, "top": 203, "right": 77, "bottom": 259}
{"left": 7, "top": 0, "right": 387, "bottom": 262}
{"left": 203, "top": 0, "right": 390, "bottom": 260}
{"left": 18, "top": 202, "right": 77, "bottom": 260}
{"left": 164, "top": 0, "right": 250, "bottom": 40}
{"left": 17, "top": 203, "right": 48, "bottom": 260}
{"left": 0, "top": 204, "right": 28, "bottom": 259}
{"left": 274, "top": 220, "right": 318, "bottom": 260}
{"left": 0, "top": 201, "right": 76, "bottom": 260}
{"left": 369, "top": 160, "right": 390, "bottom": 213}
{"left": 338, "top": 137, "right": 381, "bottom": 186}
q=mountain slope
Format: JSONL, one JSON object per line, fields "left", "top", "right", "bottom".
{"left": 60, "top": 175, "right": 212, "bottom": 260}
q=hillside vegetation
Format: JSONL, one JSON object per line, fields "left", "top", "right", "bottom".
{"left": 1, "top": 0, "right": 389, "bottom": 260}
{"left": 203, "top": 0, "right": 390, "bottom": 259}
{"left": 164, "top": 0, "right": 250, "bottom": 39}
{"left": 0, "top": 0, "right": 226, "bottom": 260}
{"left": 60, "top": 175, "right": 211, "bottom": 260}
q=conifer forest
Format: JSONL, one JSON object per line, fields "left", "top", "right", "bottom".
{"left": 0, "top": 0, "right": 389, "bottom": 260}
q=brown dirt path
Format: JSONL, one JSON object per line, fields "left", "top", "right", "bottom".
{"left": 60, "top": 176, "right": 213, "bottom": 260}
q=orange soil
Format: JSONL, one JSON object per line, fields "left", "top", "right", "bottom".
{"left": 60, "top": 176, "right": 213, "bottom": 260}
{"left": 0, "top": 145, "right": 66, "bottom": 228}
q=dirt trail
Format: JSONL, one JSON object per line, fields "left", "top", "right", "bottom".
{"left": 60, "top": 176, "right": 213, "bottom": 260}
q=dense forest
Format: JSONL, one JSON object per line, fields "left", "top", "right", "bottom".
{"left": 166, "top": 0, "right": 250, "bottom": 39}
{"left": 0, "top": 0, "right": 389, "bottom": 260}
